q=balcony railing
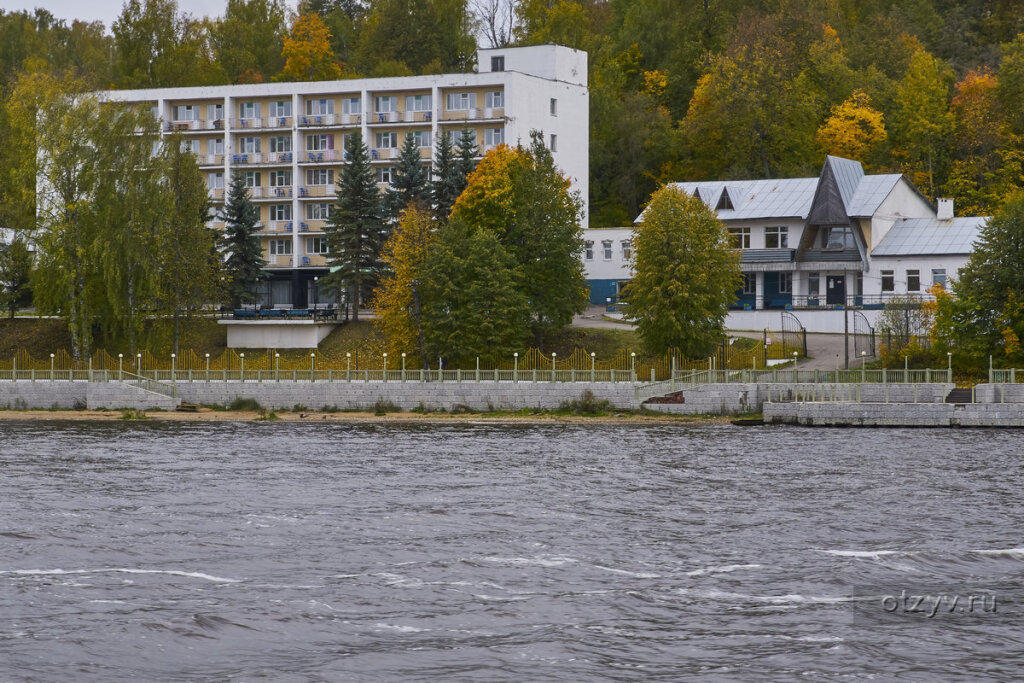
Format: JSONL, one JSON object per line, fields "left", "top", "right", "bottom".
{"left": 197, "top": 154, "right": 224, "bottom": 166}
{"left": 264, "top": 116, "right": 292, "bottom": 128}
{"left": 300, "top": 254, "right": 328, "bottom": 267}
{"left": 299, "top": 114, "right": 335, "bottom": 127}
{"left": 233, "top": 152, "right": 261, "bottom": 164}
{"left": 268, "top": 151, "right": 293, "bottom": 163}
{"left": 267, "top": 254, "right": 292, "bottom": 266}
{"left": 298, "top": 186, "right": 335, "bottom": 198}
{"left": 268, "top": 186, "right": 293, "bottom": 198}
{"left": 303, "top": 149, "right": 342, "bottom": 163}
{"left": 405, "top": 110, "right": 432, "bottom": 123}
{"left": 299, "top": 220, "right": 327, "bottom": 232}
{"left": 270, "top": 220, "right": 294, "bottom": 232}
{"left": 373, "top": 111, "right": 400, "bottom": 123}
{"left": 234, "top": 117, "right": 262, "bottom": 130}
{"left": 208, "top": 188, "right": 225, "bottom": 200}
{"left": 440, "top": 107, "right": 504, "bottom": 122}
{"left": 370, "top": 148, "right": 399, "bottom": 160}
{"left": 167, "top": 119, "right": 204, "bottom": 131}
{"left": 739, "top": 248, "right": 796, "bottom": 263}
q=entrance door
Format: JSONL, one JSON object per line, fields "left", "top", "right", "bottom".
{"left": 826, "top": 275, "right": 846, "bottom": 305}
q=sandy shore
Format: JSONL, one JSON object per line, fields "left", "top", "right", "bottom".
{"left": 0, "top": 408, "right": 731, "bottom": 425}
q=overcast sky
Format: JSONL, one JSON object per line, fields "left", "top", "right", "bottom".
{"left": 0, "top": 1, "right": 297, "bottom": 29}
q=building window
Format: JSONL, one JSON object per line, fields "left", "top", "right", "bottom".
{"left": 906, "top": 269, "right": 920, "bottom": 292}
{"left": 881, "top": 270, "right": 895, "bottom": 292}
{"left": 491, "top": 55, "right": 504, "bottom": 71}
{"left": 856, "top": 273, "right": 863, "bottom": 295}
{"left": 305, "top": 98, "right": 333, "bottom": 115}
{"left": 621, "top": 240, "right": 632, "bottom": 260}
{"left": 550, "top": 98, "right": 558, "bottom": 116}
{"left": 269, "top": 100, "right": 291, "bottom": 117}
{"left": 244, "top": 171, "right": 261, "bottom": 187}
{"left": 270, "top": 170, "right": 292, "bottom": 187}
{"left": 549, "top": 134, "right": 557, "bottom": 152}
{"left": 807, "top": 272, "right": 819, "bottom": 297}
{"left": 449, "top": 129, "right": 475, "bottom": 147}
{"left": 485, "top": 91, "right": 504, "bottom": 108}
{"left": 305, "top": 169, "right": 332, "bottom": 185}
{"left": 602, "top": 240, "right": 613, "bottom": 260}
{"left": 306, "top": 134, "right": 333, "bottom": 151}
{"left": 238, "top": 137, "right": 261, "bottom": 153}
{"left": 823, "top": 225, "right": 854, "bottom": 249}
{"left": 374, "top": 96, "right": 397, "bottom": 113}
{"left": 208, "top": 138, "right": 224, "bottom": 154}
{"left": 376, "top": 167, "right": 395, "bottom": 184}
{"left": 342, "top": 97, "right": 361, "bottom": 114}
{"left": 484, "top": 127, "right": 504, "bottom": 146}
{"left": 270, "top": 204, "right": 291, "bottom": 221}
{"left": 307, "top": 203, "right": 331, "bottom": 220}
{"left": 207, "top": 103, "right": 223, "bottom": 121}
{"left": 269, "top": 239, "right": 292, "bottom": 255}
{"left": 207, "top": 172, "right": 224, "bottom": 189}
{"left": 270, "top": 136, "right": 291, "bottom": 153}
{"left": 180, "top": 139, "right": 197, "bottom": 153}
{"left": 306, "top": 237, "right": 328, "bottom": 254}
{"left": 412, "top": 130, "right": 432, "bottom": 148}
{"left": 375, "top": 132, "right": 398, "bottom": 148}
{"left": 239, "top": 101, "right": 260, "bottom": 119}
{"left": 584, "top": 241, "right": 593, "bottom": 261}
{"left": 742, "top": 274, "right": 756, "bottom": 295}
{"left": 405, "top": 94, "right": 432, "bottom": 111}
{"left": 779, "top": 272, "right": 793, "bottom": 294}
{"left": 765, "top": 226, "right": 788, "bottom": 249}
{"left": 932, "top": 268, "right": 947, "bottom": 288}
{"left": 173, "top": 104, "right": 198, "bottom": 121}
{"left": 729, "top": 227, "right": 751, "bottom": 249}
{"left": 446, "top": 92, "right": 476, "bottom": 110}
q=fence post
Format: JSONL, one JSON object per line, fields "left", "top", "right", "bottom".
{"left": 989, "top": 355, "right": 993, "bottom": 384}
{"left": 650, "top": 368, "right": 655, "bottom": 383}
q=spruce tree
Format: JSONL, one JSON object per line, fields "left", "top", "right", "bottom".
{"left": 454, "top": 126, "right": 479, "bottom": 195}
{"left": 324, "top": 129, "right": 385, "bottom": 321}
{"left": 221, "top": 171, "right": 265, "bottom": 307}
{"left": 386, "top": 132, "right": 430, "bottom": 219}
{"left": 431, "top": 129, "right": 459, "bottom": 222}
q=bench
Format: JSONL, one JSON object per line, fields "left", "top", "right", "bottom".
{"left": 233, "top": 309, "right": 258, "bottom": 319}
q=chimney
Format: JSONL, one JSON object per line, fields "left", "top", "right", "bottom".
{"left": 937, "top": 198, "right": 954, "bottom": 220}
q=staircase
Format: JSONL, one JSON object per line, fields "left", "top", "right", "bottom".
{"left": 945, "top": 387, "right": 974, "bottom": 404}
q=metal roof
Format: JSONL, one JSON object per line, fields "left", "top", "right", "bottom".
{"left": 659, "top": 158, "right": 906, "bottom": 223}
{"left": 872, "top": 217, "right": 988, "bottom": 256}
{"left": 846, "top": 174, "right": 903, "bottom": 217}
{"left": 669, "top": 178, "right": 819, "bottom": 220}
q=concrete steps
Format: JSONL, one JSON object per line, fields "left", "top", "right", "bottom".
{"left": 86, "top": 382, "right": 180, "bottom": 411}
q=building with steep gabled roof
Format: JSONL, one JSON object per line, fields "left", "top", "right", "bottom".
{"left": 582, "top": 156, "right": 987, "bottom": 332}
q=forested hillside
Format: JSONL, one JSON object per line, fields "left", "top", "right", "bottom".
{"left": 1, "top": 0, "right": 1023, "bottom": 228}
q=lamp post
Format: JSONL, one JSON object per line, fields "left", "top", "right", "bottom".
{"left": 310, "top": 352, "right": 316, "bottom": 382}
{"left": 346, "top": 352, "right": 351, "bottom": 381}
{"left": 383, "top": 352, "right": 388, "bottom": 382}
{"left": 513, "top": 352, "right": 518, "bottom": 383}
{"left": 275, "top": 353, "right": 280, "bottom": 381}
{"left": 793, "top": 351, "right": 798, "bottom": 382}
{"left": 947, "top": 351, "right": 953, "bottom": 383}
{"left": 205, "top": 353, "right": 210, "bottom": 379}
{"left": 137, "top": 353, "right": 142, "bottom": 378}
{"left": 631, "top": 352, "right": 636, "bottom": 382}
{"left": 239, "top": 352, "right": 244, "bottom": 382}
{"left": 49, "top": 353, "right": 54, "bottom": 381}
{"left": 401, "top": 352, "right": 406, "bottom": 382}
{"left": 551, "top": 352, "right": 556, "bottom": 381}
{"left": 861, "top": 350, "right": 867, "bottom": 383}
{"left": 171, "top": 353, "right": 176, "bottom": 383}
{"left": 118, "top": 353, "right": 123, "bottom": 382}
{"left": 591, "top": 352, "right": 596, "bottom": 382}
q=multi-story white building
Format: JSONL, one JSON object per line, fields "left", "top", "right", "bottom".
{"left": 583, "top": 156, "right": 987, "bottom": 332}
{"left": 102, "top": 44, "right": 588, "bottom": 308}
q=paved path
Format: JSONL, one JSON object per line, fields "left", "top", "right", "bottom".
{"left": 571, "top": 306, "right": 868, "bottom": 370}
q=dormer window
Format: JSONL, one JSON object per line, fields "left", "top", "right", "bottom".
{"left": 716, "top": 189, "right": 734, "bottom": 210}
{"left": 491, "top": 56, "right": 504, "bottom": 71}
{"left": 823, "top": 226, "right": 854, "bottom": 249}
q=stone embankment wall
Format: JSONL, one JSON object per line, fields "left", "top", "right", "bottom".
{"left": 764, "top": 402, "right": 1024, "bottom": 427}
{"left": 0, "top": 380, "right": 636, "bottom": 412}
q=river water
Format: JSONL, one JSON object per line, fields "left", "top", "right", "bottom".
{"left": 1, "top": 421, "right": 1022, "bottom": 681}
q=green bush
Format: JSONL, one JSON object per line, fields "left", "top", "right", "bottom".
{"left": 559, "top": 389, "right": 614, "bottom": 415}
{"left": 228, "top": 397, "right": 262, "bottom": 411}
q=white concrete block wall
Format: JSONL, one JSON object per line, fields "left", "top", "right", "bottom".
{"left": 0, "top": 380, "right": 87, "bottom": 409}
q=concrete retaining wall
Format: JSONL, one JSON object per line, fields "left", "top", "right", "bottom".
{"left": 0, "top": 380, "right": 88, "bottom": 410}
{"left": 764, "top": 402, "right": 1024, "bottom": 427}
{"left": 86, "top": 383, "right": 180, "bottom": 411}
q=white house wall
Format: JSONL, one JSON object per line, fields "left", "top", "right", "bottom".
{"left": 868, "top": 180, "right": 935, "bottom": 250}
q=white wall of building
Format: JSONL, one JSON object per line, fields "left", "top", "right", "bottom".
{"left": 866, "top": 180, "right": 935, "bottom": 249}
{"left": 582, "top": 227, "right": 633, "bottom": 280}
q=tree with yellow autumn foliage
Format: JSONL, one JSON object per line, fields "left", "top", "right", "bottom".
{"left": 276, "top": 13, "right": 342, "bottom": 81}
{"left": 371, "top": 205, "right": 435, "bottom": 363}
{"left": 815, "top": 89, "right": 887, "bottom": 165}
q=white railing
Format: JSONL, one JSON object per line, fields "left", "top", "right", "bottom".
{"left": 264, "top": 116, "right": 293, "bottom": 128}
{"left": 197, "top": 154, "right": 224, "bottom": 166}
{"left": 234, "top": 117, "right": 262, "bottom": 129}
{"left": 270, "top": 220, "right": 294, "bottom": 232}
{"left": 268, "top": 151, "right": 294, "bottom": 163}
{"left": 300, "top": 114, "right": 336, "bottom": 126}
{"left": 304, "top": 149, "right": 341, "bottom": 162}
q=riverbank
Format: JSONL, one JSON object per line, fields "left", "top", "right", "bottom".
{"left": 0, "top": 408, "right": 733, "bottom": 425}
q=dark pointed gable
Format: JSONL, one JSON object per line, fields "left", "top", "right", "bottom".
{"left": 716, "top": 187, "right": 734, "bottom": 210}
{"left": 807, "top": 157, "right": 855, "bottom": 226}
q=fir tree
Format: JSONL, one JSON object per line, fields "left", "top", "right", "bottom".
{"left": 220, "top": 171, "right": 265, "bottom": 307}
{"left": 324, "top": 129, "right": 385, "bottom": 321}
{"left": 386, "top": 132, "right": 430, "bottom": 219}
{"left": 431, "top": 129, "right": 460, "bottom": 222}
